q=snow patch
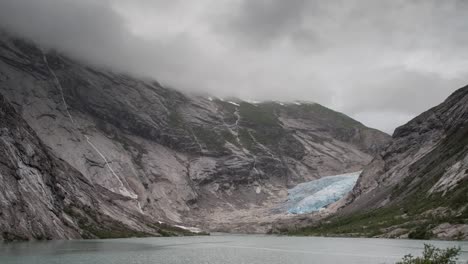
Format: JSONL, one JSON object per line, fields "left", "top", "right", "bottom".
{"left": 286, "top": 171, "right": 361, "bottom": 214}
{"left": 228, "top": 101, "right": 240, "bottom": 106}
{"left": 246, "top": 99, "right": 261, "bottom": 104}
{"left": 255, "top": 186, "right": 261, "bottom": 194}
{"left": 174, "top": 225, "right": 202, "bottom": 233}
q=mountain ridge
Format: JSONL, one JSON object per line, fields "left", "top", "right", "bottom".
{"left": 0, "top": 32, "right": 391, "bottom": 239}
{"left": 287, "top": 85, "right": 468, "bottom": 240}
{"left": 0, "top": 93, "right": 196, "bottom": 240}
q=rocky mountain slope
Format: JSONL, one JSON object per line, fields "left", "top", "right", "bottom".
{"left": 0, "top": 31, "right": 390, "bottom": 239}
{"left": 290, "top": 86, "right": 468, "bottom": 240}
{"left": 0, "top": 93, "right": 198, "bottom": 241}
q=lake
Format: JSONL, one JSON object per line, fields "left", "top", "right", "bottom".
{"left": 1, "top": 235, "right": 467, "bottom": 264}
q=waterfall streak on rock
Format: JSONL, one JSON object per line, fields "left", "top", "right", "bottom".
{"left": 41, "top": 50, "right": 135, "bottom": 198}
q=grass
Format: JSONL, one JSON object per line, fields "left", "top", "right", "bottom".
{"left": 238, "top": 128, "right": 256, "bottom": 152}
{"left": 167, "top": 109, "right": 185, "bottom": 129}
{"left": 64, "top": 204, "right": 209, "bottom": 239}
{"left": 238, "top": 102, "right": 279, "bottom": 127}
{"left": 219, "top": 129, "right": 239, "bottom": 147}
{"left": 238, "top": 102, "right": 288, "bottom": 149}
{"left": 192, "top": 126, "right": 227, "bottom": 153}
{"left": 1, "top": 232, "right": 29, "bottom": 242}
{"left": 288, "top": 205, "right": 408, "bottom": 237}
{"left": 289, "top": 180, "right": 468, "bottom": 238}
{"left": 282, "top": 102, "right": 365, "bottom": 129}
{"left": 65, "top": 205, "right": 152, "bottom": 239}
{"left": 289, "top": 118, "right": 468, "bottom": 239}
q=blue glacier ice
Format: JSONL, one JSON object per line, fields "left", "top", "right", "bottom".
{"left": 286, "top": 171, "right": 361, "bottom": 214}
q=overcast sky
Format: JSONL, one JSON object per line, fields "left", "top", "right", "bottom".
{"left": 1, "top": 0, "right": 467, "bottom": 134}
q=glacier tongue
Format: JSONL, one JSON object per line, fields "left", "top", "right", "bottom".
{"left": 287, "top": 171, "right": 361, "bottom": 214}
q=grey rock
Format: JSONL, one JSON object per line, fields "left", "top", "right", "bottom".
{"left": 0, "top": 32, "right": 391, "bottom": 239}
{"left": 331, "top": 85, "right": 468, "bottom": 240}
{"left": 0, "top": 93, "right": 168, "bottom": 241}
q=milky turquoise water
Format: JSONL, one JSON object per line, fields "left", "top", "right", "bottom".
{"left": 1, "top": 235, "right": 467, "bottom": 264}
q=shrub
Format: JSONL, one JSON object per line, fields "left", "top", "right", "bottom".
{"left": 396, "top": 244, "right": 461, "bottom": 264}
{"left": 408, "top": 225, "right": 433, "bottom": 240}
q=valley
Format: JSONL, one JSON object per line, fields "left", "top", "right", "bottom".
{"left": 0, "top": 33, "right": 390, "bottom": 240}
{"left": 0, "top": 31, "right": 467, "bottom": 242}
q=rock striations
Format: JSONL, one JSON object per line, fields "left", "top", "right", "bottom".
{"left": 0, "top": 93, "right": 191, "bottom": 240}
{"left": 0, "top": 31, "right": 390, "bottom": 240}
{"left": 291, "top": 86, "right": 468, "bottom": 240}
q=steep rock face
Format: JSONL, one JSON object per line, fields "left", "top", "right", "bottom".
{"left": 0, "top": 32, "right": 391, "bottom": 237}
{"left": 344, "top": 86, "right": 468, "bottom": 210}
{"left": 320, "top": 86, "right": 468, "bottom": 239}
{"left": 0, "top": 94, "right": 190, "bottom": 241}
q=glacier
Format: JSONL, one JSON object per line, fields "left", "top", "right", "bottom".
{"left": 286, "top": 171, "right": 361, "bottom": 214}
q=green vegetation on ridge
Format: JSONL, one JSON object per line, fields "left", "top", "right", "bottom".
{"left": 288, "top": 111, "right": 468, "bottom": 239}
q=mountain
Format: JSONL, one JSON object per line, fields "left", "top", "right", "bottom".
{"left": 290, "top": 86, "right": 468, "bottom": 240}
{"left": 0, "top": 93, "right": 201, "bottom": 240}
{"left": 0, "top": 31, "right": 390, "bottom": 240}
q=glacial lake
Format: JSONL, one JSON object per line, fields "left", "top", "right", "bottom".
{"left": 1, "top": 235, "right": 467, "bottom": 264}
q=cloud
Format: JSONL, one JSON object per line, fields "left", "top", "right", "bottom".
{"left": 0, "top": 0, "right": 467, "bottom": 134}
{"left": 221, "top": 0, "right": 309, "bottom": 46}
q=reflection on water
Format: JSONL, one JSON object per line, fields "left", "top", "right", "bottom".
{"left": 1, "top": 235, "right": 467, "bottom": 264}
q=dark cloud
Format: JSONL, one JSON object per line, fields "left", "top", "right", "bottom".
{"left": 223, "top": 0, "right": 309, "bottom": 45}
{"left": 0, "top": 0, "right": 127, "bottom": 64}
{"left": 0, "top": 0, "right": 467, "bottom": 134}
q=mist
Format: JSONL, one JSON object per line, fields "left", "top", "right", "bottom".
{"left": 1, "top": 0, "right": 467, "bottom": 133}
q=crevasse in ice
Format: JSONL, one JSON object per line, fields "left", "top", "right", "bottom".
{"left": 287, "top": 171, "right": 361, "bottom": 214}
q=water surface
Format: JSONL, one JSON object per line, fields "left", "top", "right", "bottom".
{"left": 1, "top": 235, "right": 467, "bottom": 264}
